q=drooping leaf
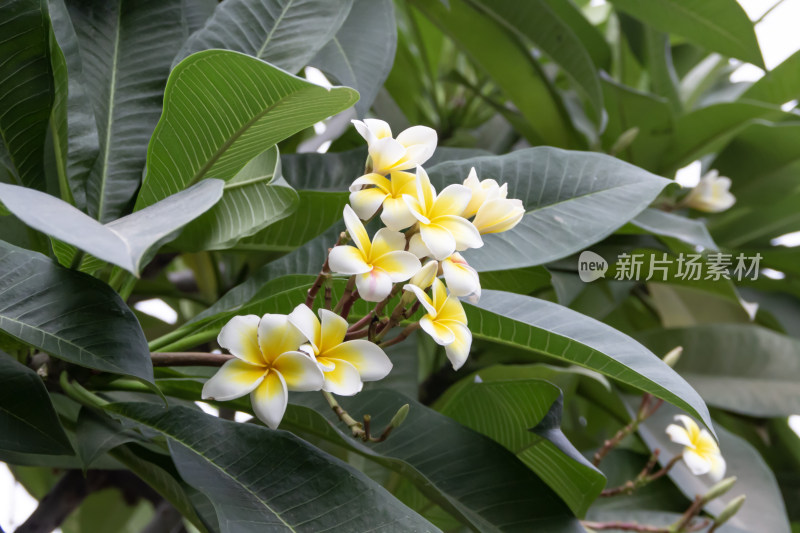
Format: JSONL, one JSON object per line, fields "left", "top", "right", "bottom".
{"left": 468, "top": 290, "right": 714, "bottom": 434}
{"left": 427, "top": 147, "right": 670, "bottom": 271}
{"left": 134, "top": 50, "right": 358, "bottom": 212}
{"left": 607, "top": 0, "right": 764, "bottom": 68}
{"left": 311, "top": 0, "right": 396, "bottom": 116}
{"left": 174, "top": 0, "right": 354, "bottom": 73}
{"left": 108, "top": 402, "right": 436, "bottom": 533}
{"left": 0, "top": 241, "right": 152, "bottom": 382}
{"left": 740, "top": 49, "right": 800, "bottom": 106}
{"left": 68, "top": 0, "right": 187, "bottom": 222}
{"left": 0, "top": 0, "right": 54, "bottom": 190}
{"left": 0, "top": 180, "right": 224, "bottom": 274}
{"left": 0, "top": 350, "right": 72, "bottom": 455}
{"left": 624, "top": 209, "right": 718, "bottom": 252}
{"left": 75, "top": 407, "right": 140, "bottom": 469}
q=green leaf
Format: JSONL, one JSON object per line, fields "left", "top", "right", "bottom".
{"left": 108, "top": 402, "right": 436, "bottom": 533}
{"left": 75, "top": 408, "right": 140, "bottom": 469}
{"left": 428, "top": 147, "right": 670, "bottom": 271}
{"left": 170, "top": 148, "right": 299, "bottom": 251}
{"left": 134, "top": 50, "right": 358, "bottom": 212}
{"left": 0, "top": 351, "right": 72, "bottom": 455}
{"left": 625, "top": 209, "right": 718, "bottom": 252}
{"left": 68, "top": 0, "right": 187, "bottom": 222}
{"left": 183, "top": 0, "right": 217, "bottom": 34}
{"left": 467, "top": 0, "right": 603, "bottom": 120}
{"left": 0, "top": 242, "right": 153, "bottom": 382}
{"left": 435, "top": 374, "right": 605, "bottom": 516}
{"left": 175, "top": 0, "right": 354, "bottom": 74}
{"left": 636, "top": 324, "right": 800, "bottom": 417}
{"left": 0, "top": 0, "right": 54, "bottom": 190}
{"left": 311, "top": 0, "right": 396, "bottom": 116}
{"left": 634, "top": 400, "right": 790, "bottom": 533}
{"left": 0, "top": 180, "right": 224, "bottom": 274}
{"left": 543, "top": 0, "right": 610, "bottom": 69}
{"left": 607, "top": 0, "right": 764, "bottom": 68}
{"left": 468, "top": 290, "right": 714, "bottom": 434}
{"left": 740, "top": 49, "right": 800, "bottom": 105}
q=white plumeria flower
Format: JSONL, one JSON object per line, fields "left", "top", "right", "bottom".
{"left": 202, "top": 314, "right": 324, "bottom": 429}
{"left": 666, "top": 415, "right": 726, "bottom": 481}
{"left": 442, "top": 253, "right": 481, "bottom": 302}
{"left": 403, "top": 166, "right": 483, "bottom": 260}
{"left": 288, "top": 305, "right": 393, "bottom": 396}
{"left": 409, "top": 260, "right": 438, "bottom": 290}
{"left": 684, "top": 170, "right": 736, "bottom": 213}
{"left": 349, "top": 171, "right": 424, "bottom": 230}
{"left": 461, "top": 167, "right": 506, "bottom": 218}
{"left": 328, "top": 205, "right": 421, "bottom": 302}
{"left": 404, "top": 278, "right": 472, "bottom": 370}
{"left": 352, "top": 119, "right": 437, "bottom": 175}
{"left": 472, "top": 196, "right": 525, "bottom": 235}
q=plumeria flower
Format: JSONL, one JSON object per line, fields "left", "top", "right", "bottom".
{"left": 403, "top": 166, "right": 483, "bottom": 260}
{"left": 442, "top": 253, "right": 481, "bottom": 302}
{"left": 684, "top": 170, "right": 736, "bottom": 213}
{"left": 349, "top": 171, "right": 424, "bottom": 230}
{"left": 352, "top": 119, "right": 437, "bottom": 175}
{"left": 288, "top": 305, "right": 392, "bottom": 395}
{"left": 471, "top": 196, "right": 525, "bottom": 235}
{"left": 409, "top": 260, "right": 438, "bottom": 290}
{"left": 404, "top": 278, "right": 472, "bottom": 370}
{"left": 666, "top": 415, "right": 726, "bottom": 481}
{"left": 461, "top": 167, "right": 506, "bottom": 218}
{"left": 328, "top": 205, "right": 421, "bottom": 302}
{"left": 202, "top": 314, "right": 324, "bottom": 429}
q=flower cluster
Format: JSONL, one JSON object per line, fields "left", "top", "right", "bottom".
{"left": 203, "top": 118, "right": 525, "bottom": 429}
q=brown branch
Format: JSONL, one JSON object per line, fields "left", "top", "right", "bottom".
{"left": 306, "top": 232, "right": 347, "bottom": 308}
{"left": 593, "top": 394, "right": 663, "bottom": 466}
{"left": 151, "top": 352, "right": 233, "bottom": 366}
{"left": 580, "top": 521, "right": 668, "bottom": 532}
{"left": 379, "top": 322, "right": 420, "bottom": 349}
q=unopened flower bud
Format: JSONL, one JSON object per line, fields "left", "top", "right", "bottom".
{"left": 701, "top": 476, "right": 737, "bottom": 503}
{"left": 662, "top": 346, "right": 683, "bottom": 368}
{"left": 714, "top": 495, "right": 746, "bottom": 526}
{"left": 390, "top": 404, "right": 410, "bottom": 428}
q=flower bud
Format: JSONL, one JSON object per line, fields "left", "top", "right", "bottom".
{"left": 714, "top": 495, "right": 746, "bottom": 527}
{"left": 390, "top": 404, "right": 410, "bottom": 428}
{"left": 662, "top": 346, "right": 683, "bottom": 368}
{"left": 701, "top": 476, "right": 737, "bottom": 503}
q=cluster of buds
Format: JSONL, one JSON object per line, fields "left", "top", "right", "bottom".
{"left": 202, "top": 119, "right": 525, "bottom": 430}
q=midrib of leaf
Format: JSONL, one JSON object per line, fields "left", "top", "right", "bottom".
{"left": 0, "top": 402, "right": 65, "bottom": 448}
{"left": 95, "top": 0, "right": 123, "bottom": 221}
{"left": 331, "top": 38, "right": 357, "bottom": 83}
{"left": 664, "top": 0, "right": 749, "bottom": 57}
{"left": 224, "top": 174, "right": 275, "bottom": 191}
{"left": 255, "top": 0, "right": 296, "bottom": 59}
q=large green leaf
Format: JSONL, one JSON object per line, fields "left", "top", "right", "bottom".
{"left": 637, "top": 324, "right": 800, "bottom": 417}
{"left": 468, "top": 290, "right": 714, "bottom": 433}
{"left": 0, "top": 242, "right": 152, "bottom": 382}
{"left": 0, "top": 0, "right": 54, "bottom": 190}
{"left": 169, "top": 148, "right": 299, "bottom": 251}
{"left": 108, "top": 402, "right": 435, "bottom": 533}
{"left": 0, "top": 351, "right": 72, "bottom": 455}
{"left": 427, "top": 148, "right": 670, "bottom": 271}
{"left": 310, "top": 0, "right": 396, "bottom": 116}
{"left": 607, "top": 0, "right": 764, "bottom": 68}
{"left": 134, "top": 50, "right": 358, "bottom": 211}
{"left": 740, "top": 49, "right": 800, "bottom": 106}
{"left": 634, "top": 401, "right": 790, "bottom": 533}
{"left": 467, "top": 0, "right": 603, "bottom": 120}
{"left": 68, "top": 0, "right": 187, "bottom": 222}
{"left": 0, "top": 180, "right": 224, "bottom": 274}
{"left": 625, "top": 209, "right": 718, "bottom": 252}
{"left": 435, "top": 373, "right": 605, "bottom": 517}
{"left": 543, "top": 0, "right": 610, "bottom": 69}
{"left": 175, "top": 0, "right": 353, "bottom": 74}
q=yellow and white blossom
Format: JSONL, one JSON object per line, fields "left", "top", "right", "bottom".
{"left": 404, "top": 278, "right": 472, "bottom": 370}
{"left": 349, "top": 171, "right": 424, "bottom": 230}
{"left": 288, "top": 305, "right": 392, "bottom": 396}
{"left": 202, "top": 314, "right": 324, "bottom": 429}
{"left": 666, "top": 415, "right": 726, "bottom": 481}
{"left": 684, "top": 170, "right": 736, "bottom": 213}
{"left": 442, "top": 253, "right": 481, "bottom": 302}
{"left": 403, "top": 167, "right": 483, "bottom": 260}
{"left": 328, "top": 205, "right": 421, "bottom": 302}
{"left": 409, "top": 260, "right": 438, "bottom": 290}
{"left": 352, "top": 119, "right": 437, "bottom": 175}
{"left": 472, "top": 196, "right": 525, "bottom": 235}
{"left": 461, "top": 167, "right": 505, "bottom": 218}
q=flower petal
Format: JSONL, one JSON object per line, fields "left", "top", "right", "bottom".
{"left": 328, "top": 245, "right": 371, "bottom": 276}
{"left": 415, "top": 166, "right": 435, "bottom": 213}
{"left": 444, "top": 321, "right": 472, "bottom": 370}
{"left": 682, "top": 449, "right": 712, "bottom": 476}
{"left": 431, "top": 278, "right": 448, "bottom": 311}
{"left": 403, "top": 283, "right": 436, "bottom": 316}
{"left": 218, "top": 315, "right": 263, "bottom": 365}
{"left": 675, "top": 414, "right": 701, "bottom": 443}
{"left": 321, "top": 359, "right": 363, "bottom": 396}
{"left": 349, "top": 173, "right": 391, "bottom": 193}
{"left": 473, "top": 198, "right": 525, "bottom": 234}
{"left": 380, "top": 196, "right": 417, "bottom": 231}
{"left": 343, "top": 204, "right": 372, "bottom": 256}
{"left": 356, "top": 269, "right": 394, "bottom": 302}
{"left": 257, "top": 314, "right": 306, "bottom": 363}
{"left": 388, "top": 170, "right": 418, "bottom": 196}
{"left": 370, "top": 228, "right": 407, "bottom": 259}
{"left": 708, "top": 453, "right": 727, "bottom": 482}
{"left": 430, "top": 184, "right": 472, "bottom": 220}
{"left": 403, "top": 194, "right": 430, "bottom": 225}
{"left": 288, "top": 304, "right": 321, "bottom": 353}
{"left": 442, "top": 254, "right": 481, "bottom": 298}
{"left": 363, "top": 118, "right": 392, "bottom": 140}
{"left": 325, "top": 339, "right": 392, "bottom": 381}
{"left": 438, "top": 294, "right": 467, "bottom": 324}
{"left": 349, "top": 188, "right": 388, "bottom": 220}
{"left": 369, "top": 137, "right": 406, "bottom": 175}
{"left": 319, "top": 309, "right": 348, "bottom": 352}
{"left": 420, "top": 223, "right": 457, "bottom": 261}
{"left": 666, "top": 424, "right": 693, "bottom": 448}
{"left": 396, "top": 125, "right": 437, "bottom": 166}
{"left": 420, "top": 316, "right": 455, "bottom": 345}
{"left": 409, "top": 260, "right": 438, "bottom": 289}
{"left": 202, "top": 359, "right": 265, "bottom": 401}
{"left": 434, "top": 215, "right": 483, "bottom": 251}
{"left": 407, "top": 232, "right": 431, "bottom": 259}
{"left": 250, "top": 370, "right": 288, "bottom": 429}
{"left": 273, "top": 350, "right": 324, "bottom": 392}
{"left": 373, "top": 251, "right": 421, "bottom": 282}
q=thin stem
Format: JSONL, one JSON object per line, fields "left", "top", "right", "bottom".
{"left": 379, "top": 322, "right": 420, "bottom": 349}
{"left": 593, "top": 394, "right": 662, "bottom": 466}
{"left": 333, "top": 276, "right": 356, "bottom": 314}
{"left": 340, "top": 289, "right": 359, "bottom": 319}
{"left": 580, "top": 521, "right": 668, "bottom": 532}
{"left": 323, "top": 391, "right": 366, "bottom": 439}
{"left": 151, "top": 352, "right": 233, "bottom": 366}
{"left": 756, "top": 0, "right": 787, "bottom": 24}
{"left": 69, "top": 250, "right": 85, "bottom": 270}
{"left": 307, "top": 232, "right": 347, "bottom": 308}
{"left": 343, "top": 327, "right": 370, "bottom": 341}
{"left": 59, "top": 372, "right": 108, "bottom": 409}
{"left": 150, "top": 330, "right": 216, "bottom": 353}
{"left": 348, "top": 312, "right": 374, "bottom": 333}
